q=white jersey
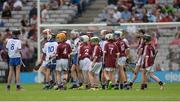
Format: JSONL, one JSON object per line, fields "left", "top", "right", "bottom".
{"left": 99, "top": 40, "right": 107, "bottom": 51}
{"left": 42, "top": 41, "right": 58, "bottom": 61}
{"left": 71, "top": 38, "right": 80, "bottom": 54}
{"left": 6, "top": 38, "right": 21, "bottom": 58}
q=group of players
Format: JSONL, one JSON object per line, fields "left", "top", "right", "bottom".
{"left": 5, "top": 28, "right": 164, "bottom": 91}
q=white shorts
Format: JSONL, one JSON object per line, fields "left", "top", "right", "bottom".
{"left": 118, "top": 56, "right": 127, "bottom": 66}
{"left": 89, "top": 62, "right": 102, "bottom": 74}
{"left": 104, "top": 67, "right": 116, "bottom": 72}
{"left": 56, "top": 59, "right": 68, "bottom": 71}
{"left": 145, "top": 65, "right": 155, "bottom": 73}
{"left": 79, "top": 58, "right": 91, "bottom": 71}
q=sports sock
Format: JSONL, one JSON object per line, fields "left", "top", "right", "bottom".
{"left": 158, "top": 81, "right": 163, "bottom": 86}
{"left": 141, "top": 84, "right": 145, "bottom": 90}
{"left": 144, "top": 83, "right": 147, "bottom": 88}
{"left": 16, "top": 83, "right": 21, "bottom": 89}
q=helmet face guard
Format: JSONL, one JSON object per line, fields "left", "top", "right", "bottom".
{"left": 143, "top": 34, "right": 152, "bottom": 42}
{"left": 80, "top": 35, "right": 89, "bottom": 42}
{"left": 105, "top": 33, "right": 114, "bottom": 40}
{"left": 12, "top": 29, "right": 21, "bottom": 38}
{"left": 13, "top": 29, "right": 21, "bottom": 36}
{"left": 90, "top": 37, "right": 100, "bottom": 44}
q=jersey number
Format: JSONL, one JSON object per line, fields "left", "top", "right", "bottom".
{"left": 110, "top": 47, "right": 113, "bottom": 54}
{"left": 48, "top": 46, "right": 54, "bottom": 53}
{"left": 10, "top": 44, "right": 15, "bottom": 50}
{"left": 63, "top": 48, "right": 67, "bottom": 54}
{"left": 85, "top": 49, "right": 89, "bottom": 55}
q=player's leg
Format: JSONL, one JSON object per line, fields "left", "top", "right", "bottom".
{"left": 82, "top": 70, "right": 90, "bottom": 89}
{"left": 118, "top": 65, "right": 126, "bottom": 89}
{"left": 117, "top": 57, "right": 128, "bottom": 89}
{"left": 7, "top": 65, "right": 14, "bottom": 90}
{"left": 88, "top": 71, "right": 95, "bottom": 88}
{"left": 54, "top": 70, "right": 61, "bottom": 90}
{"left": 43, "top": 67, "right": 51, "bottom": 89}
{"left": 78, "top": 60, "right": 85, "bottom": 88}
{"left": 149, "top": 72, "right": 164, "bottom": 90}
{"left": 89, "top": 62, "right": 102, "bottom": 89}
{"left": 104, "top": 68, "right": 114, "bottom": 89}
{"left": 100, "top": 68, "right": 107, "bottom": 89}
{"left": 15, "top": 64, "right": 22, "bottom": 90}
{"left": 141, "top": 69, "right": 147, "bottom": 90}
{"left": 147, "top": 66, "right": 164, "bottom": 90}
{"left": 37, "top": 62, "right": 46, "bottom": 83}
{"left": 70, "top": 53, "right": 79, "bottom": 88}
{"left": 54, "top": 59, "right": 62, "bottom": 90}
{"left": 129, "top": 56, "right": 144, "bottom": 88}
{"left": 61, "top": 59, "right": 69, "bottom": 90}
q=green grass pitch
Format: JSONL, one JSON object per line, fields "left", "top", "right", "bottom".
{"left": 0, "top": 83, "right": 180, "bottom": 101}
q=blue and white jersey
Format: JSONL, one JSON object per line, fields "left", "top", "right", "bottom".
{"left": 42, "top": 41, "right": 58, "bottom": 61}
{"left": 71, "top": 38, "right": 80, "bottom": 54}
{"left": 6, "top": 38, "right": 21, "bottom": 58}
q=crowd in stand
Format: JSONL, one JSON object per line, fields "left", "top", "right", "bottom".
{"left": 98, "top": 0, "right": 180, "bottom": 24}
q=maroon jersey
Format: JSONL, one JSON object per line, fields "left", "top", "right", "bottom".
{"left": 57, "top": 42, "right": 72, "bottom": 59}
{"left": 79, "top": 42, "right": 92, "bottom": 60}
{"left": 104, "top": 41, "right": 119, "bottom": 68}
{"left": 115, "top": 38, "right": 129, "bottom": 57}
{"left": 91, "top": 44, "right": 102, "bottom": 62}
{"left": 143, "top": 44, "right": 155, "bottom": 68}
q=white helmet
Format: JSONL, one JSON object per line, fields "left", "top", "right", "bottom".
{"left": 71, "top": 29, "right": 79, "bottom": 36}
{"left": 100, "top": 30, "right": 108, "bottom": 35}
{"left": 42, "top": 29, "right": 51, "bottom": 35}
{"left": 80, "top": 35, "right": 89, "bottom": 42}
{"left": 105, "top": 33, "right": 114, "bottom": 40}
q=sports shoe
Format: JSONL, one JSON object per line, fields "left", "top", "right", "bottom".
{"left": 16, "top": 87, "right": 25, "bottom": 91}
{"left": 160, "top": 83, "right": 165, "bottom": 90}
{"left": 78, "top": 85, "right": 85, "bottom": 90}
{"left": 53, "top": 85, "right": 59, "bottom": 90}
{"left": 43, "top": 84, "right": 50, "bottom": 90}
{"left": 69, "top": 84, "right": 79, "bottom": 89}
{"left": 107, "top": 80, "right": 113, "bottom": 90}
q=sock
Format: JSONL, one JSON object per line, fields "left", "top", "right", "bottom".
{"left": 120, "top": 83, "right": 123, "bottom": 89}
{"left": 144, "top": 83, "right": 147, "bottom": 88}
{"left": 141, "top": 84, "right": 145, "bottom": 90}
{"left": 159, "top": 81, "right": 163, "bottom": 86}
{"left": 101, "top": 83, "right": 106, "bottom": 89}
{"left": 123, "top": 81, "right": 127, "bottom": 88}
{"left": 16, "top": 83, "right": 21, "bottom": 89}
{"left": 7, "top": 84, "right": 10, "bottom": 89}
{"left": 129, "top": 82, "right": 133, "bottom": 86}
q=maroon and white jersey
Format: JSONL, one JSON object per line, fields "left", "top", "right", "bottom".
{"left": 104, "top": 41, "right": 119, "bottom": 68}
{"left": 57, "top": 42, "right": 72, "bottom": 59}
{"left": 115, "top": 38, "right": 129, "bottom": 57}
{"left": 91, "top": 44, "right": 102, "bottom": 62}
{"left": 142, "top": 44, "right": 155, "bottom": 68}
{"left": 79, "top": 42, "right": 92, "bottom": 60}
{"left": 137, "top": 38, "right": 145, "bottom": 55}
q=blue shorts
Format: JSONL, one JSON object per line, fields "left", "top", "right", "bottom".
{"left": 9, "top": 57, "right": 21, "bottom": 67}
{"left": 45, "top": 59, "right": 56, "bottom": 70}
{"left": 72, "top": 53, "right": 78, "bottom": 65}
